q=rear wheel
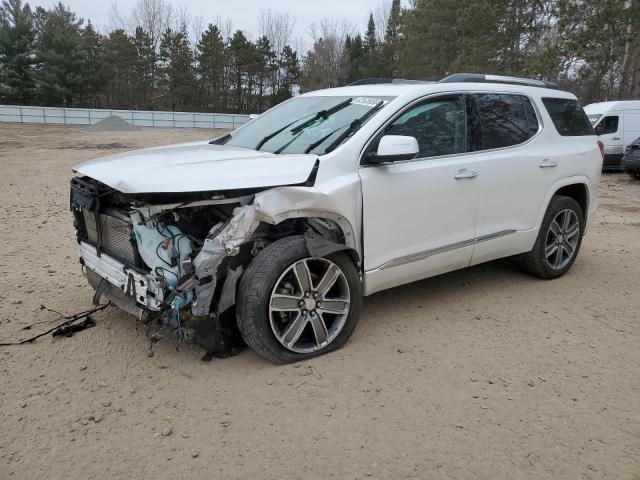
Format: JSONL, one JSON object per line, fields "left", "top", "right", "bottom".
{"left": 237, "top": 236, "right": 362, "bottom": 363}
{"left": 628, "top": 170, "right": 640, "bottom": 180}
{"left": 521, "top": 195, "right": 584, "bottom": 279}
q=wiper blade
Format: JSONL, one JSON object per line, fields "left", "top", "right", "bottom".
{"left": 255, "top": 118, "right": 303, "bottom": 151}
{"left": 290, "top": 98, "right": 353, "bottom": 135}
{"left": 254, "top": 98, "right": 353, "bottom": 152}
{"left": 305, "top": 101, "right": 385, "bottom": 155}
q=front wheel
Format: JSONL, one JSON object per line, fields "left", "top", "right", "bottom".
{"left": 628, "top": 170, "right": 640, "bottom": 181}
{"left": 237, "top": 236, "right": 362, "bottom": 363}
{"left": 521, "top": 195, "right": 584, "bottom": 279}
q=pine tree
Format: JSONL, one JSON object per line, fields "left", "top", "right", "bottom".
{"left": 132, "top": 27, "right": 156, "bottom": 109}
{"left": 364, "top": 14, "right": 377, "bottom": 52}
{"left": 344, "top": 34, "right": 366, "bottom": 83}
{"left": 272, "top": 44, "right": 299, "bottom": 104}
{"left": 227, "top": 30, "right": 256, "bottom": 112}
{"left": 0, "top": 0, "right": 35, "bottom": 104}
{"left": 364, "top": 14, "right": 383, "bottom": 78}
{"left": 196, "top": 24, "right": 226, "bottom": 111}
{"left": 253, "top": 36, "right": 277, "bottom": 111}
{"left": 34, "top": 3, "right": 84, "bottom": 106}
{"left": 385, "top": 0, "right": 402, "bottom": 43}
{"left": 102, "top": 29, "right": 136, "bottom": 108}
{"left": 382, "top": 0, "right": 402, "bottom": 78}
{"left": 158, "top": 27, "right": 196, "bottom": 111}
{"left": 398, "top": 0, "right": 483, "bottom": 79}
{"left": 78, "top": 21, "right": 104, "bottom": 107}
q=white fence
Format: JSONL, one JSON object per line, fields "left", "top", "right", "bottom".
{"left": 0, "top": 105, "right": 251, "bottom": 129}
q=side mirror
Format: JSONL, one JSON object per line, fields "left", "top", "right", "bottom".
{"left": 367, "top": 135, "right": 420, "bottom": 164}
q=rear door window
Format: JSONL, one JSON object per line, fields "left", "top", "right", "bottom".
{"left": 470, "top": 94, "right": 540, "bottom": 150}
{"left": 541, "top": 98, "right": 594, "bottom": 136}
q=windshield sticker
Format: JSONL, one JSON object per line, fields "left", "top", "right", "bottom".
{"left": 352, "top": 97, "right": 387, "bottom": 108}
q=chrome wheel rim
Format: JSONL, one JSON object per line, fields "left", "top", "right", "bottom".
{"left": 545, "top": 209, "right": 580, "bottom": 270}
{"left": 269, "top": 258, "right": 350, "bottom": 354}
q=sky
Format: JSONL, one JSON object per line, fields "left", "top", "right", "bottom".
{"left": 27, "top": 0, "right": 404, "bottom": 48}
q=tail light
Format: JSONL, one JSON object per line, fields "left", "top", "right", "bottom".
{"left": 597, "top": 140, "right": 605, "bottom": 160}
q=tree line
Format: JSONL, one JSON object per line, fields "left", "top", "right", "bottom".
{"left": 0, "top": 0, "right": 300, "bottom": 112}
{"left": 305, "top": 0, "right": 640, "bottom": 104}
{"left": 1, "top": 0, "right": 639, "bottom": 114}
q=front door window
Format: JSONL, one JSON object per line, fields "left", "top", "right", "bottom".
{"left": 595, "top": 116, "right": 620, "bottom": 135}
{"left": 385, "top": 96, "right": 466, "bottom": 158}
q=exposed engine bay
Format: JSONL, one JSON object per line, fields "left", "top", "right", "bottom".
{"left": 70, "top": 175, "right": 353, "bottom": 358}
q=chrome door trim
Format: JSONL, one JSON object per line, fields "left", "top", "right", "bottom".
{"left": 475, "top": 229, "right": 517, "bottom": 243}
{"left": 378, "top": 230, "right": 517, "bottom": 270}
{"left": 379, "top": 238, "right": 476, "bottom": 270}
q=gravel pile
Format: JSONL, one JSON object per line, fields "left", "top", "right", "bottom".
{"left": 87, "top": 115, "right": 140, "bottom": 132}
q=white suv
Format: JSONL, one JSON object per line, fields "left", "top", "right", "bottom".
{"left": 71, "top": 74, "right": 603, "bottom": 363}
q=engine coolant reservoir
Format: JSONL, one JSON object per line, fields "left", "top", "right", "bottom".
{"left": 130, "top": 212, "right": 192, "bottom": 288}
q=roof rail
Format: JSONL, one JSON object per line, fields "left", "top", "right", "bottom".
{"left": 439, "top": 73, "right": 560, "bottom": 90}
{"left": 348, "top": 78, "right": 434, "bottom": 86}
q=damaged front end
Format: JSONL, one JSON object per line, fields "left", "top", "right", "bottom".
{"left": 69, "top": 174, "right": 353, "bottom": 358}
{"left": 70, "top": 175, "right": 264, "bottom": 356}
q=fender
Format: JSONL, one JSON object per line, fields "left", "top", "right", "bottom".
{"left": 191, "top": 188, "right": 362, "bottom": 318}
{"left": 535, "top": 175, "right": 591, "bottom": 230}
{"left": 254, "top": 187, "right": 361, "bottom": 258}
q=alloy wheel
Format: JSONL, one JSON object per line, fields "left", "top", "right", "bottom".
{"left": 269, "top": 258, "right": 351, "bottom": 354}
{"left": 545, "top": 209, "right": 580, "bottom": 270}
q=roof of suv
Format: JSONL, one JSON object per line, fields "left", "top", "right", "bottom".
{"left": 303, "top": 81, "right": 576, "bottom": 101}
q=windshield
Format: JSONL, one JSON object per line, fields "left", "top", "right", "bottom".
{"left": 225, "top": 95, "right": 394, "bottom": 155}
{"left": 587, "top": 113, "right": 602, "bottom": 125}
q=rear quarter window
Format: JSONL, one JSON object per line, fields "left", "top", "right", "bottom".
{"left": 542, "top": 98, "right": 594, "bottom": 136}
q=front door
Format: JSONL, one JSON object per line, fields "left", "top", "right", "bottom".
{"left": 359, "top": 94, "right": 480, "bottom": 294}
{"left": 595, "top": 113, "right": 624, "bottom": 168}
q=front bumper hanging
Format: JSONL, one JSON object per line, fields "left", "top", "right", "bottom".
{"left": 78, "top": 241, "right": 165, "bottom": 311}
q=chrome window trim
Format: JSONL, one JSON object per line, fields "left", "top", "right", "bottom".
{"left": 359, "top": 90, "right": 545, "bottom": 167}
{"left": 378, "top": 230, "right": 517, "bottom": 270}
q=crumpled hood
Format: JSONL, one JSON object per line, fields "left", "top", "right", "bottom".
{"left": 73, "top": 141, "right": 318, "bottom": 194}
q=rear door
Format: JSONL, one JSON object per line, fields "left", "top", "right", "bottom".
{"left": 467, "top": 92, "right": 550, "bottom": 265}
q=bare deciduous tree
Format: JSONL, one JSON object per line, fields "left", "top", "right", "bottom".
{"left": 191, "top": 14, "right": 204, "bottom": 49}
{"left": 207, "top": 14, "right": 233, "bottom": 42}
{"left": 109, "top": 0, "right": 175, "bottom": 50}
{"left": 304, "top": 18, "right": 355, "bottom": 90}
{"left": 258, "top": 9, "right": 295, "bottom": 55}
{"left": 374, "top": 0, "right": 392, "bottom": 42}
{"left": 174, "top": 4, "right": 190, "bottom": 31}
{"left": 107, "top": 1, "right": 127, "bottom": 31}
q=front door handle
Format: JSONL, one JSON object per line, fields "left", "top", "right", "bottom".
{"left": 454, "top": 169, "right": 478, "bottom": 180}
{"left": 539, "top": 159, "right": 558, "bottom": 168}
{"left": 613, "top": 137, "right": 621, "bottom": 140}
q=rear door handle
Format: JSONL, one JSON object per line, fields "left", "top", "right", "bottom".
{"left": 539, "top": 159, "right": 558, "bottom": 168}
{"left": 613, "top": 137, "right": 621, "bottom": 140}
{"left": 455, "top": 169, "right": 478, "bottom": 180}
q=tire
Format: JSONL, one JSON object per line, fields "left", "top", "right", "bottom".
{"left": 628, "top": 170, "right": 640, "bottom": 180}
{"left": 236, "top": 235, "right": 362, "bottom": 364}
{"left": 521, "top": 195, "right": 585, "bottom": 279}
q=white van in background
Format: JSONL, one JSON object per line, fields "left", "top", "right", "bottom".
{"left": 584, "top": 101, "right": 640, "bottom": 170}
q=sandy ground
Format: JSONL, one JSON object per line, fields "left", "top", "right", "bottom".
{"left": 0, "top": 123, "right": 639, "bottom": 480}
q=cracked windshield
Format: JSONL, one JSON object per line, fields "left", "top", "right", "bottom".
{"left": 225, "top": 96, "right": 394, "bottom": 155}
